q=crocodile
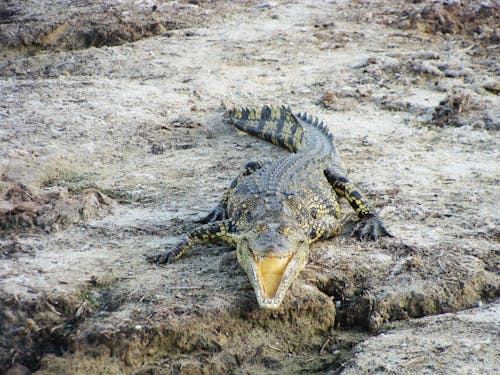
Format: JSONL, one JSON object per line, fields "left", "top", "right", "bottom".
{"left": 148, "top": 105, "right": 392, "bottom": 309}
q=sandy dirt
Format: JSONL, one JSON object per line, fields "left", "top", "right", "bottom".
{"left": 0, "top": 0, "right": 499, "bottom": 374}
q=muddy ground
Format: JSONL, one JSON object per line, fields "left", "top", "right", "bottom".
{"left": 0, "top": 0, "right": 499, "bottom": 374}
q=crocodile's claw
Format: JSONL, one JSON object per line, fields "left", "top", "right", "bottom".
{"left": 355, "top": 216, "right": 393, "bottom": 241}
{"left": 146, "top": 251, "right": 175, "bottom": 265}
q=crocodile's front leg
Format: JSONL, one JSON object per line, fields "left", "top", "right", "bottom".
{"left": 324, "top": 169, "right": 392, "bottom": 240}
{"left": 309, "top": 214, "right": 342, "bottom": 243}
{"left": 146, "top": 220, "right": 235, "bottom": 264}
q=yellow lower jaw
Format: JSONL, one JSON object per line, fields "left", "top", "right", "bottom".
{"left": 255, "top": 256, "right": 290, "bottom": 299}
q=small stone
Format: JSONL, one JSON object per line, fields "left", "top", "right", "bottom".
{"left": 482, "top": 80, "right": 500, "bottom": 94}
{"left": 151, "top": 143, "right": 164, "bottom": 155}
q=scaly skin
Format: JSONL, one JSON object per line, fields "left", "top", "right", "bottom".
{"left": 148, "top": 105, "right": 392, "bottom": 309}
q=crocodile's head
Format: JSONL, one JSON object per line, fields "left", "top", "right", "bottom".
{"left": 236, "top": 222, "right": 309, "bottom": 309}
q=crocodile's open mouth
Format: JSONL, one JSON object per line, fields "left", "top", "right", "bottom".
{"left": 252, "top": 254, "right": 293, "bottom": 299}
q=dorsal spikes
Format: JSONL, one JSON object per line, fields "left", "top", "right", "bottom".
{"left": 292, "top": 110, "right": 335, "bottom": 143}
{"left": 262, "top": 105, "right": 272, "bottom": 119}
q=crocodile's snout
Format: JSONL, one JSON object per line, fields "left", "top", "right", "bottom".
{"left": 236, "top": 225, "right": 310, "bottom": 309}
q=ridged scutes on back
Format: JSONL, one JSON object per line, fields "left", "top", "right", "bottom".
{"left": 295, "top": 111, "right": 335, "bottom": 143}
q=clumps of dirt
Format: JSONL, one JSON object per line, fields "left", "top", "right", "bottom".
{"left": 482, "top": 80, "right": 500, "bottom": 95}
{"left": 0, "top": 6, "right": 178, "bottom": 57}
{"left": 240, "top": 282, "right": 337, "bottom": 340}
{"left": 5, "top": 19, "right": 179, "bottom": 53}
{"left": 313, "top": 27, "right": 366, "bottom": 50}
{"left": 0, "top": 0, "right": 257, "bottom": 58}
{"left": 370, "top": 254, "right": 499, "bottom": 328}
{"left": 375, "top": 96, "right": 427, "bottom": 117}
{"left": 352, "top": 53, "right": 467, "bottom": 86}
{"left": 0, "top": 274, "right": 119, "bottom": 373}
{"left": 387, "top": 0, "right": 499, "bottom": 44}
{"left": 0, "top": 0, "right": 200, "bottom": 56}
{"left": 431, "top": 88, "right": 498, "bottom": 130}
{"left": 145, "top": 116, "right": 210, "bottom": 151}
{"left": 319, "top": 87, "right": 372, "bottom": 111}
{"left": 0, "top": 181, "right": 114, "bottom": 233}
{"left": 350, "top": 55, "right": 498, "bottom": 129}
{"left": 0, "top": 293, "right": 89, "bottom": 373}
{"left": 30, "top": 282, "right": 342, "bottom": 374}
{"left": 308, "top": 240, "right": 499, "bottom": 331}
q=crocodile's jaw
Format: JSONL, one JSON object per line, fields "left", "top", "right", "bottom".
{"left": 237, "top": 244, "right": 308, "bottom": 309}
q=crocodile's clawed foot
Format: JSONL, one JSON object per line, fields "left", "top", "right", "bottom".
{"left": 355, "top": 216, "right": 393, "bottom": 241}
{"left": 146, "top": 251, "right": 175, "bottom": 265}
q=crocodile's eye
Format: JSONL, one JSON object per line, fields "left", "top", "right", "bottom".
{"left": 246, "top": 212, "right": 254, "bottom": 221}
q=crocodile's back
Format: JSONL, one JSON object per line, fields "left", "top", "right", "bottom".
{"left": 225, "top": 106, "right": 343, "bottom": 236}
{"left": 226, "top": 167, "right": 340, "bottom": 239}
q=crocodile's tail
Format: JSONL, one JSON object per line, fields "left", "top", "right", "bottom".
{"left": 226, "top": 105, "right": 305, "bottom": 152}
{"left": 294, "top": 111, "right": 335, "bottom": 144}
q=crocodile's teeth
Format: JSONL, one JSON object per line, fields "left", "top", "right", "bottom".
{"left": 253, "top": 255, "right": 292, "bottom": 299}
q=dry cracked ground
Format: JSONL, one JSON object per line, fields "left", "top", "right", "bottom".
{"left": 0, "top": 0, "right": 499, "bottom": 374}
